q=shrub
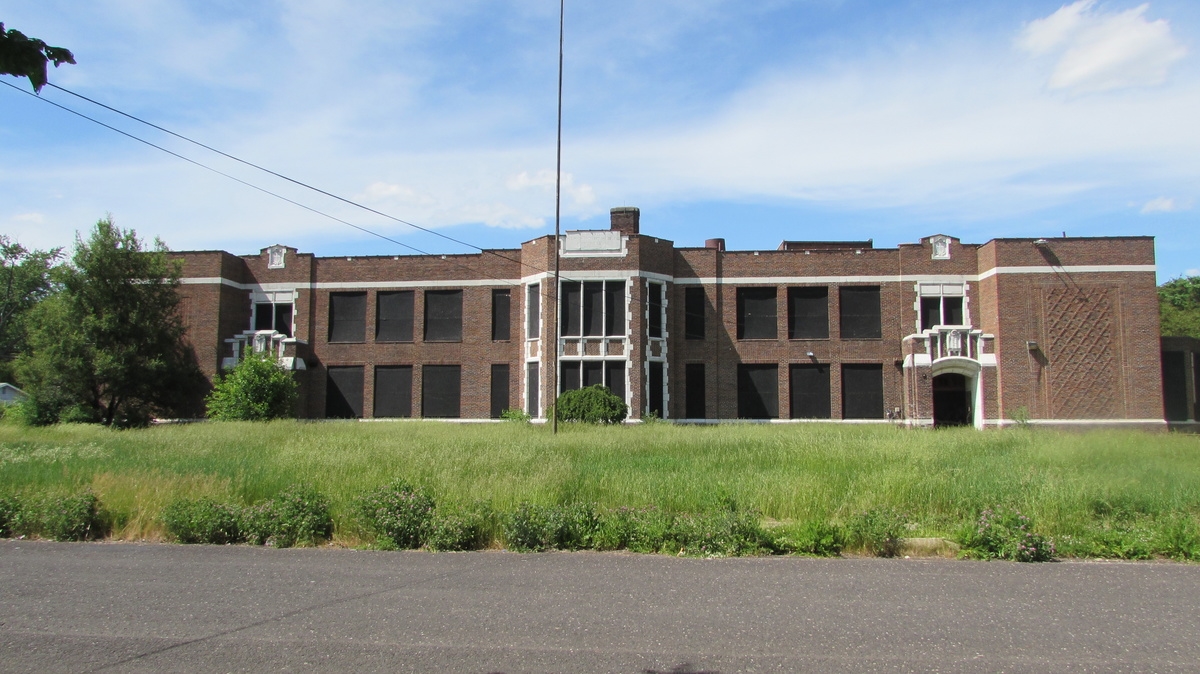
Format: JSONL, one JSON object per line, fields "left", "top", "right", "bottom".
{"left": 769, "top": 520, "right": 844, "bottom": 556}
{"left": 499, "top": 408, "right": 531, "bottom": 423}
{"left": 206, "top": 351, "right": 298, "bottom": 421}
{"left": 555, "top": 385, "right": 627, "bottom": 424}
{"left": 846, "top": 507, "right": 908, "bottom": 558}
{"left": 356, "top": 480, "right": 435, "bottom": 549}
{"left": 1155, "top": 514, "right": 1200, "bottom": 560}
{"left": 503, "top": 502, "right": 560, "bottom": 552}
{"left": 242, "top": 485, "right": 333, "bottom": 548}
{"left": 667, "top": 508, "right": 768, "bottom": 557}
{"left": 592, "top": 506, "right": 671, "bottom": 553}
{"left": 162, "top": 498, "right": 243, "bottom": 544}
{"left": 427, "top": 502, "right": 495, "bottom": 552}
{"left": 21, "top": 491, "right": 106, "bottom": 541}
{"left": 957, "top": 508, "right": 1054, "bottom": 562}
{"left": 0, "top": 494, "right": 21, "bottom": 537}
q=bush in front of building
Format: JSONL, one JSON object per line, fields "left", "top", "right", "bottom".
{"left": 162, "top": 497, "right": 243, "bottom": 545}
{"left": 1, "top": 490, "right": 106, "bottom": 541}
{"left": 206, "top": 351, "right": 298, "bottom": 421}
{"left": 355, "top": 480, "right": 436, "bottom": 550}
{"left": 555, "top": 385, "right": 627, "bottom": 424}
{"left": 956, "top": 507, "right": 1055, "bottom": 562}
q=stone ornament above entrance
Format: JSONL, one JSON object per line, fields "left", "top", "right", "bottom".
{"left": 267, "top": 245, "right": 287, "bottom": 269}
{"left": 930, "top": 235, "right": 952, "bottom": 260}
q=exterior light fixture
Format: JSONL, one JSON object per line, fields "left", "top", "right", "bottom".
{"left": 1026, "top": 340, "right": 1038, "bottom": 350}
{"left": 1033, "top": 238, "right": 1049, "bottom": 247}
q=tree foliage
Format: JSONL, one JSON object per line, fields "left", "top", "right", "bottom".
{"left": 206, "top": 351, "right": 298, "bottom": 421}
{"left": 0, "top": 237, "right": 60, "bottom": 382}
{"left": 556, "top": 384, "right": 628, "bottom": 424}
{"left": 0, "top": 22, "right": 75, "bottom": 92}
{"left": 1159, "top": 275, "right": 1200, "bottom": 339}
{"left": 16, "top": 218, "right": 204, "bottom": 427}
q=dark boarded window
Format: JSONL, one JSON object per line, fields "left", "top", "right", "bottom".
{"left": 424, "top": 290, "right": 462, "bottom": 342}
{"left": 686, "top": 363, "right": 706, "bottom": 418}
{"left": 422, "top": 364, "right": 461, "bottom": 418}
{"left": 527, "top": 284, "right": 540, "bottom": 339}
{"left": 605, "top": 361, "right": 625, "bottom": 401}
{"left": 788, "top": 287, "right": 828, "bottom": 339}
{"left": 648, "top": 361, "right": 664, "bottom": 418}
{"left": 737, "top": 287, "right": 777, "bottom": 340}
{"left": 790, "top": 364, "right": 831, "bottom": 419}
{"left": 1163, "top": 351, "right": 1189, "bottom": 421}
{"left": 648, "top": 283, "right": 664, "bottom": 338}
{"left": 526, "top": 362, "right": 539, "bottom": 416}
{"left": 255, "top": 303, "right": 293, "bottom": 336}
{"left": 943, "top": 296, "right": 964, "bottom": 325}
{"left": 329, "top": 292, "right": 366, "bottom": 343}
{"left": 583, "top": 282, "right": 604, "bottom": 336}
{"left": 560, "top": 361, "right": 581, "bottom": 393}
{"left": 325, "top": 366, "right": 364, "bottom": 418}
{"left": 376, "top": 291, "right": 414, "bottom": 342}
{"left": 685, "top": 287, "right": 706, "bottom": 340}
{"left": 374, "top": 365, "right": 412, "bottom": 418}
{"left": 840, "top": 286, "right": 882, "bottom": 339}
{"left": 492, "top": 289, "right": 511, "bottom": 341}
{"left": 842, "top": 363, "right": 884, "bottom": 419}
{"left": 583, "top": 361, "right": 604, "bottom": 388}
{"left": 920, "top": 296, "right": 942, "bottom": 330}
{"left": 561, "top": 282, "right": 582, "bottom": 336}
{"left": 738, "top": 364, "right": 778, "bottom": 419}
{"left": 605, "top": 281, "right": 625, "bottom": 336}
{"left": 255, "top": 303, "right": 273, "bottom": 331}
{"left": 490, "top": 364, "right": 510, "bottom": 418}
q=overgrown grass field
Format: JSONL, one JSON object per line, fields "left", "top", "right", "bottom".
{"left": 2, "top": 420, "right": 1198, "bottom": 556}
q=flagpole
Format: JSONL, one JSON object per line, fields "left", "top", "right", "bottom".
{"left": 552, "top": 0, "right": 564, "bottom": 435}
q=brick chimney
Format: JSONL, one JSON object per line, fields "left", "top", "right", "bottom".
{"left": 610, "top": 207, "right": 640, "bottom": 235}
{"left": 705, "top": 238, "right": 725, "bottom": 251}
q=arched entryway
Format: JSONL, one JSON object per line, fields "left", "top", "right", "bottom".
{"left": 932, "top": 372, "right": 972, "bottom": 427}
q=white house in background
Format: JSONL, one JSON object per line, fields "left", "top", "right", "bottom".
{"left": 0, "top": 383, "right": 27, "bottom": 404}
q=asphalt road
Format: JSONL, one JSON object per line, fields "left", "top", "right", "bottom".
{"left": 1, "top": 541, "right": 1198, "bottom": 673}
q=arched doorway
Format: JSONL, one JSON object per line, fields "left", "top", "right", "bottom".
{"left": 932, "top": 373, "right": 972, "bottom": 427}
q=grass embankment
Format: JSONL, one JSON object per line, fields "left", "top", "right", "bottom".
{"left": 1, "top": 421, "right": 1198, "bottom": 556}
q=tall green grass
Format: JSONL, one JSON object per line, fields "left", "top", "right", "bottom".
{"left": 1, "top": 421, "right": 1197, "bottom": 544}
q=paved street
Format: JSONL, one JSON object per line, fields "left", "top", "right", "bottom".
{"left": 1, "top": 540, "right": 1198, "bottom": 673}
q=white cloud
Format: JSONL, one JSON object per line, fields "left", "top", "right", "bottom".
{"left": 1018, "top": 1, "right": 1187, "bottom": 93}
{"left": 12, "top": 213, "right": 45, "bottom": 224}
{"left": 506, "top": 171, "right": 596, "bottom": 208}
{"left": 1186, "top": 268, "right": 1200, "bottom": 276}
{"left": 1140, "top": 197, "right": 1191, "bottom": 213}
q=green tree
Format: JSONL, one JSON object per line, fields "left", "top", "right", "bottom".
{"left": 206, "top": 351, "right": 298, "bottom": 421}
{"left": 0, "top": 237, "right": 60, "bottom": 383}
{"left": 16, "top": 217, "right": 204, "bottom": 427}
{"left": 1159, "top": 275, "right": 1200, "bottom": 339}
{"left": 0, "top": 22, "right": 75, "bottom": 92}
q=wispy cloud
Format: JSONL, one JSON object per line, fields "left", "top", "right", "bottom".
{"left": 1141, "top": 196, "right": 1191, "bottom": 213}
{"left": 1017, "top": 0, "right": 1187, "bottom": 93}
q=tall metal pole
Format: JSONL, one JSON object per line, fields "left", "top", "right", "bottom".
{"left": 552, "top": 0, "right": 564, "bottom": 434}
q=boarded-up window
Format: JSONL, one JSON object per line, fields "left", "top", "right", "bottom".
{"left": 737, "top": 287, "right": 777, "bottom": 340}
{"left": 920, "top": 296, "right": 941, "bottom": 330}
{"left": 424, "top": 290, "right": 463, "bottom": 342}
{"left": 583, "top": 282, "right": 603, "bottom": 336}
{"left": 329, "top": 293, "right": 366, "bottom": 343}
{"left": 790, "top": 364, "right": 831, "bottom": 419}
{"left": 685, "top": 287, "right": 705, "bottom": 340}
{"left": 526, "top": 362, "right": 540, "bottom": 416}
{"left": 788, "top": 287, "right": 828, "bottom": 339}
{"left": 738, "top": 364, "right": 778, "bottom": 419}
{"left": 605, "top": 361, "right": 625, "bottom": 401}
{"left": 527, "top": 284, "right": 540, "bottom": 339}
{"left": 374, "top": 365, "right": 412, "bottom": 418}
{"left": 560, "top": 361, "right": 581, "bottom": 393}
{"left": 583, "top": 361, "right": 604, "bottom": 388}
{"left": 686, "top": 363, "right": 706, "bottom": 418}
{"left": 840, "top": 286, "right": 881, "bottom": 339}
{"left": 377, "top": 291, "right": 414, "bottom": 342}
{"left": 490, "top": 364, "right": 509, "bottom": 418}
{"left": 422, "top": 364, "right": 461, "bottom": 418}
{"left": 561, "top": 282, "right": 581, "bottom": 336}
{"left": 648, "top": 283, "right": 664, "bottom": 338}
{"left": 648, "top": 361, "right": 664, "bottom": 418}
{"left": 1163, "top": 351, "right": 1189, "bottom": 422}
{"left": 255, "top": 303, "right": 293, "bottom": 336}
{"left": 326, "top": 366, "right": 363, "bottom": 418}
{"left": 605, "top": 282, "right": 625, "bottom": 336}
{"left": 943, "top": 296, "right": 964, "bottom": 326}
{"left": 492, "top": 289, "right": 511, "bottom": 341}
{"left": 842, "top": 363, "right": 884, "bottom": 419}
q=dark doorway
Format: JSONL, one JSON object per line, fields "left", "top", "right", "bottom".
{"left": 932, "top": 373, "right": 972, "bottom": 427}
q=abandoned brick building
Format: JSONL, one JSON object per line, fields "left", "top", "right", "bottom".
{"left": 173, "top": 206, "right": 1168, "bottom": 428}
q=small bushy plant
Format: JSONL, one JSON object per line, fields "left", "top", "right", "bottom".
{"left": 206, "top": 352, "right": 298, "bottom": 421}
{"left": 592, "top": 506, "right": 672, "bottom": 553}
{"left": 1154, "top": 514, "right": 1200, "bottom": 560}
{"left": 769, "top": 520, "right": 845, "bottom": 556}
{"left": 0, "top": 494, "right": 21, "bottom": 537}
{"left": 427, "top": 502, "right": 495, "bottom": 552}
{"left": 238, "top": 485, "right": 333, "bottom": 548}
{"left": 356, "top": 480, "right": 435, "bottom": 549}
{"left": 667, "top": 508, "right": 768, "bottom": 557}
{"left": 957, "top": 508, "right": 1054, "bottom": 562}
{"left": 846, "top": 507, "right": 908, "bottom": 558}
{"left": 499, "top": 408, "right": 531, "bottom": 423}
{"left": 162, "top": 498, "right": 243, "bottom": 544}
{"left": 503, "top": 502, "right": 560, "bottom": 552}
{"left": 555, "top": 385, "right": 627, "bottom": 424}
{"left": 30, "top": 491, "right": 105, "bottom": 541}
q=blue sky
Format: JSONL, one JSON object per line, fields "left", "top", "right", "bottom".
{"left": 2, "top": 1, "right": 1197, "bottom": 279}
